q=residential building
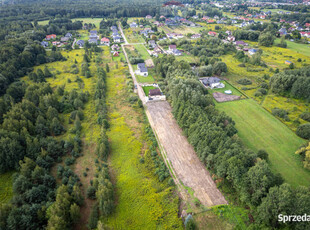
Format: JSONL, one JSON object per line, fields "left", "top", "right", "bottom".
{"left": 136, "top": 63, "right": 148, "bottom": 76}
{"left": 101, "top": 37, "right": 110, "bottom": 46}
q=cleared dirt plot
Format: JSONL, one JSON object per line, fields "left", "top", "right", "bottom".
{"left": 146, "top": 101, "right": 227, "bottom": 207}
{"left": 217, "top": 99, "right": 309, "bottom": 187}
{"left": 213, "top": 92, "right": 241, "bottom": 102}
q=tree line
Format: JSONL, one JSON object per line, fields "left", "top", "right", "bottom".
{"left": 154, "top": 55, "right": 310, "bottom": 229}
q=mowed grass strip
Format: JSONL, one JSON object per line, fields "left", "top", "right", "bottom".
{"left": 216, "top": 99, "right": 309, "bottom": 187}
{"left": 133, "top": 44, "right": 151, "bottom": 60}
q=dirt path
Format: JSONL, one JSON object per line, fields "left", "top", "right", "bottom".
{"left": 146, "top": 101, "right": 227, "bottom": 207}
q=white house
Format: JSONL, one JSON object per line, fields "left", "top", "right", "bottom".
{"left": 136, "top": 63, "right": 148, "bottom": 76}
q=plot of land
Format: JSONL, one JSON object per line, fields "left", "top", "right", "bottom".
{"left": 217, "top": 99, "right": 309, "bottom": 187}
{"left": 275, "top": 38, "right": 310, "bottom": 57}
{"left": 146, "top": 101, "right": 227, "bottom": 207}
{"left": 213, "top": 92, "right": 241, "bottom": 102}
{"left": 0, "top": 171, "right": 14, "bottom": 204}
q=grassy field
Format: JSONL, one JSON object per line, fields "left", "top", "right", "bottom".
{"left": 217, "top": 99, "right": 309, "bottom": 187}
{"left": 72, "top": 18, "right": 103, "bottom": 28}
{"left": 133, "top": 44, "right": 151, "bottom": 60}
{"left": 262, "top": 94, "right": 309, "bottom": 131}
{"left": 0, "top": 171, "right": 14, "bottom": 204}
{"left": 247, "top": 40, "right": 310, "bottom": 70}
{"left": 104, "top": 61, "right": 183, "bottom": 229}
{"left": 136, "top": 74, "right": 155, "bottom": 83}
{"left": 275, "top": 38, "right": 310, "bottom": 57}
{"left": 124, "top": 28, "right": 145, "bottom": 43}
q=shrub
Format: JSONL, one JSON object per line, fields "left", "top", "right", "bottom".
{"left": 86, "top": 186, "right": 96, "bottom": 199}
{"left": 65, "top": 157, "right": 75, "bottom": 166}
{"left": 237, "top": 78, "right": 252, "bottom": 85}
{"left": 254, "top": 91, "right": 263, "bottom": 97}
{"left": 296, "top": 123, "right": 310, "bottom": 139}
{"left": 257, "top": 149, "right": 269, "bottom": 160}
{"left": 300, "top": 112, "right": 310, "bottom": 122}
{"left": 257, "top": 88, "right": 267, "bottom": 95}
{"left": 272, "top": 108, "right": 290, "bottom": 121}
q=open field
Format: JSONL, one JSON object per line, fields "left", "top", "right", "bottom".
{"left": 37, "top": 18, "right": 102, "bottom": 28}
{"left": 124, "top": 28, "right": 145, "bottom": 43}
{"left": 0, "top": 171, "right": 14, "bottom": 204}
{"left": 217, "top": 99, "right": 309, "bottom": 187}
{"left": 247, "top": 41, "right": 310, "bottom": 69}
{"left": 275, "top": 38, "right": 310, "bottom": 57}
{"left": 133, "top": 44, "right": 151, "bottom": 60}
{"left": 146, "top": 101, "right": 227, "bottom": 207}
{"left": 72, "top": 18, "right": 102, "bottom": 28}
{"left": 262, "top": 94, "right": 309, "bottom": 131}
{"left": 104, "top": 63, "right": 182, "bottom": 229}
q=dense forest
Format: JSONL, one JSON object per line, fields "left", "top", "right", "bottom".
{"left": 154, "top": 55, "right": 310, "bottom": 229}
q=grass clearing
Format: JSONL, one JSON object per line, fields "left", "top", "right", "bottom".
{"left": 124, "top": 28, "right": 145, "bottom": 43}
{"left": 72, "top": 18, "right": 103, "bottom": 29}
{"left": 133, "top": 44, "right": 151, "bottom": 60}
{"left": 104, "top": 62, "right": 182, "bottom": 229}
{"left": 262, "top": 94, "right": 309, "bottom": 131}
{"left": 217, "top": 99, "right": 309, "bottom": 187}
{"left": 0, "top": 171, "right": 14, "bottom": 204}
{"left": 275, "top": 38, "right": 310, "bottom": 57}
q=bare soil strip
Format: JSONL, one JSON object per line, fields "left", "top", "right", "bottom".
{"left": 146, "top": 101, "right": 227, "bottom": 207}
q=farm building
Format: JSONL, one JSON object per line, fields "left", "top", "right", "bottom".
{"left": 285, "top": 60, "right": 293, "bottom": 65}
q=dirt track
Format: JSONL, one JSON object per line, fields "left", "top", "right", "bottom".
{"left": 146, "top": 101, "right": 227, "bottom": 207}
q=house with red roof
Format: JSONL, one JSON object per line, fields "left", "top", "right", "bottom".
{"left": 208, "top": 31, "right": 217, "bottom": 36}
{"left": 100, "top": 37, "right": 110, "bottom": 46}
{"left": 46, "top": 34, "right": 56, "bottom": 40}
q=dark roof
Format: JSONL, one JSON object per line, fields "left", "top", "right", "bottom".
{"left": 77, "top": 40, "right": 84, "bottom": 46}
{"left": 137, "top": 63, "right": 147, "bottom": 72}
{"left": 201, "top": 77, "right": 220, "bottom": 85}
{"left": 149, "top": 88, "right": 161, "bottom": 96}
{"left": 88, "top": 39, "right": 98, "bottom": 44}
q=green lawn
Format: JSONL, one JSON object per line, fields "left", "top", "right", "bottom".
{"left": 72, "top": 18, "right": 103, "bottom": 29}
{"left": 0, "top": 171, "right": 14, "bottom": 204}
{"left": 133, "top": 44, "right": 151, "bottom": 60}
{"left": 142, "top": 86, "right": 157, "bottom": 96}
{"left": 136, "top": 74, "right": 155, "bottom": 83}
{"left": 217, "top": 99, "right": 309, "bottom": 187}
{"left": 275, "top": 38, "right": 310, "bottom": 57}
